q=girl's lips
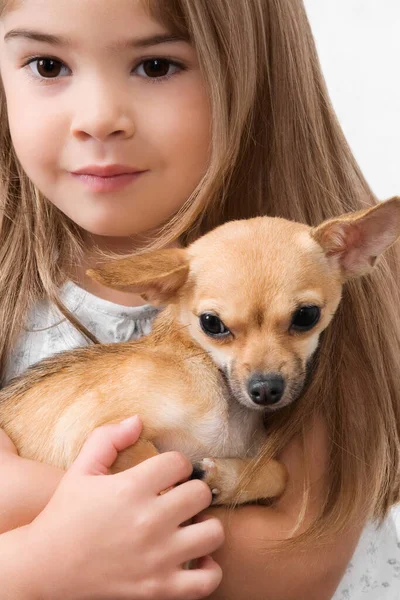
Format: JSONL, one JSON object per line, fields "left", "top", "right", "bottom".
{"left": 70, "top": 171, "right": 147, "bottom": 193}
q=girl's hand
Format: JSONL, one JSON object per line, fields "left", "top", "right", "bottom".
{"left": 25, "top": 417, "right": 224, "bottom": 600}
{"left": 0, "top": 426, "right": 19, "bottom": 457}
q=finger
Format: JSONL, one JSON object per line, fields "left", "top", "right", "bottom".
{"left": 193, "top": 506, "right": 228, "bottom": 525}
{"left": 175, "top": 518, "right": 225, "bottom": 563}
{"left": 68, "top": 416, "right": 142, "bottom": 476}
{"left": 172, "top": 555, "right": 223, "bottom": 600}
{"left": 124, "top": 451, "right": 193, "bottom": 495}
{"left": 160, "top": 479, "right": 212, "bottom": 525}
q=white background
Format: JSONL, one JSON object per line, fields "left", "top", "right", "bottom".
{"left": 304, "top": 0, "right": 400, "bottom": 199}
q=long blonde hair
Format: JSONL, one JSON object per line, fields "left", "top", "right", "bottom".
{"left": 1, "top": 0, "right": 399, "bottom": 542}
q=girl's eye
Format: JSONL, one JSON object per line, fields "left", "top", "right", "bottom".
{"left": 135, "top": 58, "right": 180, "bottom": 80}
{"left": 27, "top": 58, "right": 70, "bottom": 79}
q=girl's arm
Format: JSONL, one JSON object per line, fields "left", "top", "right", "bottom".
{"left": 0, "top": 420, "right": 224, "bottom": 600}
{"left": 0, "top": 429, "right": 64, "bottom": 533}
{"left": 204, "top": 416, "right": 363, "bottom": 600}
{"left": 0, "top": 525, "right": 37, "bottom": 598}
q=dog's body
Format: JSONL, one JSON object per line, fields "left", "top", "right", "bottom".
{"left": 0, "top": 313, "right": 271, "bottom": 503}
{"left": 1, "top": 198, "right": 399, "bottom": 504}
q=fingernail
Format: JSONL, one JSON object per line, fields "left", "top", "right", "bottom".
{"left": 121, "top": 415, "right": 140, "bottom": 428}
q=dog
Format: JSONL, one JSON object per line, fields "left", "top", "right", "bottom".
{"left": 0, "top": 197, "right": 399, "bottom": 505}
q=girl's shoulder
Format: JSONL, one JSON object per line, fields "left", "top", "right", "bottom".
{"left": 333, "top": 508, "right": 400, "bottom": 599}
{"left": 4, "top": 281, "right": 159, "bottom": 384}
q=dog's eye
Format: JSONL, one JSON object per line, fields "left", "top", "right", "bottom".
{"left": 291, "top": 306, "right": 321, "bottom": 332}
{"left": 199, "top": 313, "right": 230, "bottom": 338}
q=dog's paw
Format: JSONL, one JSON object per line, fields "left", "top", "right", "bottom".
{"left": 190, "top": 458, "right": 221, "bottom": 502}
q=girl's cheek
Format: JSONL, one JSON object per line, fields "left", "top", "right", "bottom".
{"left": 146, "top": 81, "right": 211, "bottom": 165}
{"left": 8, "top": 104, "right": 61, "bottom": 177}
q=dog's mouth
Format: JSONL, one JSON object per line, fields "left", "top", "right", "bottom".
{"left": 219, "top": 365, "right": 310, "bottom": 413}
{"left": 216, "top": 366, "right": 257, "bottom": 413}
{"left": 216, "top": 343, "right": 321, "bottom": 414}
{"left": 217, "top": 366, "right": 263, "bottom": 412}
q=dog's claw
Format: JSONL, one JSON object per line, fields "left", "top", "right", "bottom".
{"left": 190, "top": 463, "right": 206, "bottom": 481}
{"left": 190, "top": 459, "right": 220, "bottom": 502}
{"left": 211, "top": 488, "right": 220, "bottom": 502}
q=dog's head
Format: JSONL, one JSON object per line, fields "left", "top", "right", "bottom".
{"left": 88, "top": 197, "right": 400, "bottom": 413}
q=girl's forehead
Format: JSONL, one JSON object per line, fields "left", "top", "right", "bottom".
{"left": 1, "top": 0, "right": 158, "bottom": 21}
{"left": 0, "top": 1, "right": 189, "bottom": 50}
{"left": 0, "top": 0, "right": 172, "bottom": 41}
{"left": 0, "top": 0, "right": 18, "bottom": 15}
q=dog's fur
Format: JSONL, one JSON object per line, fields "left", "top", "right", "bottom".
{"left": 0, "top": 198, "right": 399, "bottom": 504}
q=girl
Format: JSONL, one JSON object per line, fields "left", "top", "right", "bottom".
{"left": 0, "top": 0, "right": 399, "bottom": 599}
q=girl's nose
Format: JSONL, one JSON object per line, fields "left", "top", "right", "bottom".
{"left": 71, "top": 83, "right": 135, "bottom": 142}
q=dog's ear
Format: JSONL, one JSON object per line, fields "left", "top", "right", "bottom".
{"left": 87, "top": 248, "right": 189, "bottom": 306}
{"left": 311, "top": 197, "right": 400, "bottom": 279}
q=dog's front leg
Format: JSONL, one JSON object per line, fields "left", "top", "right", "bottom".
{"left": 110, "top": 438, "right": 160, "bottom": 474}
{"left": 191, "top": 457, "right": 286, "bottom": 505}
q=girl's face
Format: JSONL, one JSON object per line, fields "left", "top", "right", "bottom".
{"left": 0, "top": 0, "right": 211, "bottom": 239}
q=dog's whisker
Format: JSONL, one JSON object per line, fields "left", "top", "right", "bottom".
{"left": 182, "top": 350, "right": 212, "bottom": 361}
{"left": 175, "top": 323, "right": 192, "bottom": 332}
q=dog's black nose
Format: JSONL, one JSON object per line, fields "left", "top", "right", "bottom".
{"left": 248, "top": 374, "right": 285, "bottom": 406}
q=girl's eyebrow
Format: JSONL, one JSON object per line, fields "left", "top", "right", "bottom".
{"left": 4, "top": 29, "right": 68, "bottom": 45}
{"left": 4, "top": 29, "right": 187, "bottom": 50}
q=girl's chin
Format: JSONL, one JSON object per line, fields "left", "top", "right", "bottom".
{"left": 82, "top": 225, "right": 147, "bottom": 238}
{"left": 79, "top": 222, "right": 160, "bottom": 248}
{"left": 64, "top": 213, "right": 151, "bottom": 238}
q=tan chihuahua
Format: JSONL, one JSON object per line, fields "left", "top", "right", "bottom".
{"left": 0, "top": 198, "right": 399, "bottom": 504}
